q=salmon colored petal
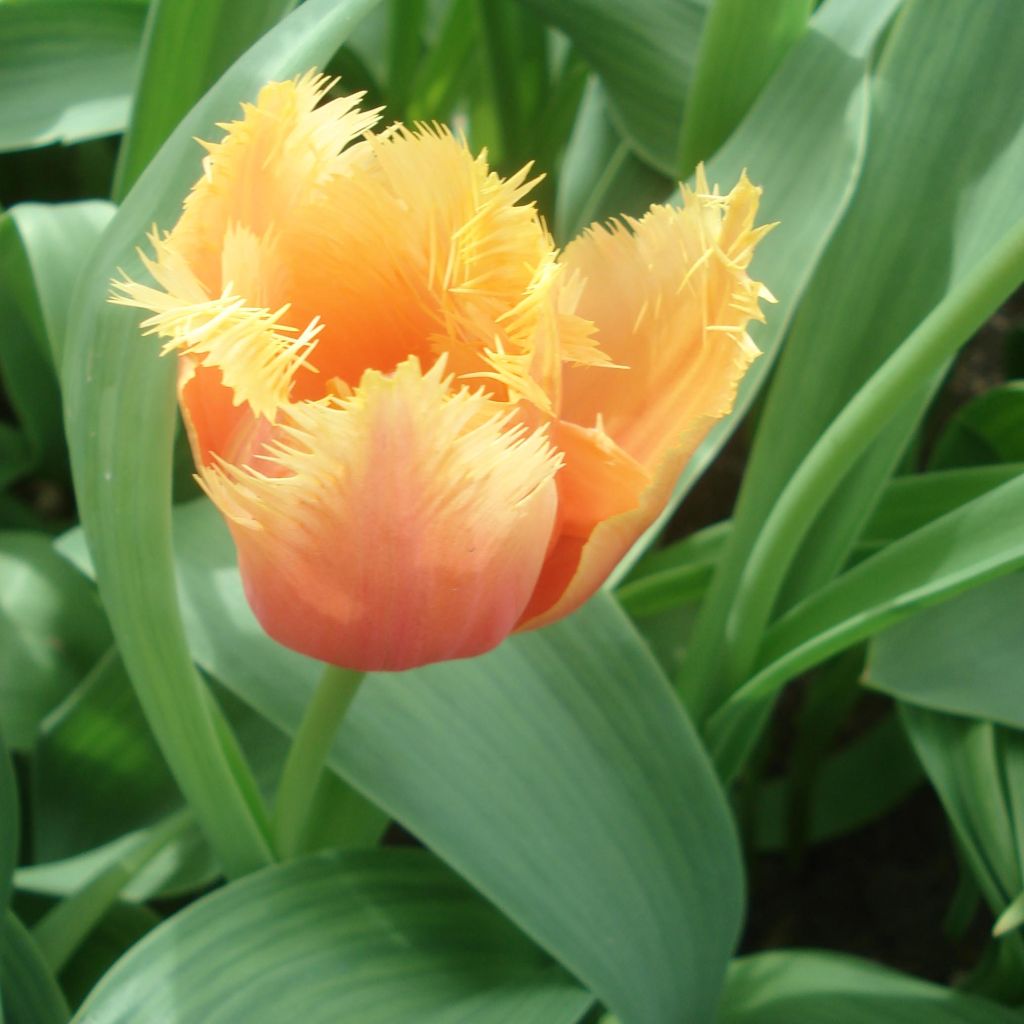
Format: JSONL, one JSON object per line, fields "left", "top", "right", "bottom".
{"left": 201, "top": 358, "right": 560, "bottom": 671}
{"left": 517, "top": 419, "right": 650, "bottom": 625}
{"left": 518, "top": 427, "right": 707, "bottom": 632}
{"left": 558, "top": 170, "right": 772, "bottom": 472}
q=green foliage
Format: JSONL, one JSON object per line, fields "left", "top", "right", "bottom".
{"left": 73, "top": 850, "right": 592, "bottom": 1024}
{"left": 2, "top": 0, "right": 1024, "bottom": 1020}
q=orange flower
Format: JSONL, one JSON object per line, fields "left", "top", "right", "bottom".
{"left": 114, "top": 73, "right": 772, "bottom": 671}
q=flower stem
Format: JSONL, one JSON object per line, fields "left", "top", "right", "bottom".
{"left": 273, "top": 665, "right": 365, "bottom": 859}
{"left": 721, "top": 214, "right": 1024, "bottom": 697}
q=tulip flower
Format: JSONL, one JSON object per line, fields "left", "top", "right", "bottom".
{"left": 114, "top": 72, "right": 772, "bottom": 672}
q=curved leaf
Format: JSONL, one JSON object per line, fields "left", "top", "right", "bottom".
{"left": 73, "top": 850, "right": 591, "bottom": 1024}
{"left": 0, "top": 531, "right": 110, "bottom": 750}
{"left": 66, "top": 496, "right": 745, "bottom": 1024}
{"left": 0, "top": 2, "right": 144, "bottom": 152}
{"left": 518, "top": 0, "right": 706, "bottom": 174}
{"left": 719, "top": 950, "right": 1023, "bottom": 1023}
{"left": 869, "top": 572, "right": 1024, "bottom": 728}
{"left": 61, "top": 0, "right": 386, "bottom": 877}
{"left": 0, "top": 733, "right": 16, "bottom": 913}
{"left": 0, "top": 912, "right": 68, "bottom": 1024}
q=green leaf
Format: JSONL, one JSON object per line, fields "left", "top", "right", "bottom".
{"left": 683, "top": 0, "right": 1024, "bottom": 715}
{"left": 0, "top": 912, "right": 69, "bottom": 1024}
{"left": 31, "top": 650, "right": 186, "bottom": 861}
{"left": 619, "top": 463, "right": 1022, "bottom": 618}
{"left": 718, "top": 949, "right": 1024, "bottom": 1023}
{"left": 73, "top": 850, "right": 591, "bottom": 1024}
{"left": 59, "top": 902, "right": 159, "bottom": 1012}
{"left": 554, "top": 78, "right": 672, "bottom": 243}
{"left": 0, "top": 2, "right": 144, "bottom": 153}
{"left": 930, "top": 382, "right": 1024, "bottom": 469}
{"left": 855, "top": 464, "right": 1024, "bottom": 556}
{"left": 752, "top": 715, "right": 921, "bottom": 852}
{"left": 0, "top": 734, "right": 16, "bottom": 914}
{"left": 0, "top": 532, "right": 110, "bottom": 750}
{"left": 61, "top": 0, "right": 388, "bottom": 878}
{"left": 113, "top": 0, "right": 299, "bottom": 198}
{"left": 0, "top": 201, "right": 114, "bottom": 497}
{"left": 757, "top": 471, "right": 1024, "bottom": 698}
{"left": 0, "top": 217, "right": 64, "bottom": 484}
{"left": 707, "top": 472, "right": 1024, "bottom": 774}
{"left": 336, "top": 595, "right": 742, "bottom": 1024}
{"left": 64, "top": 496, "right": 745, "bottom": 1024}
{"left": 678, "top": 0, "right": 813, "bottom": 175}
{"left": 868, "top": 572, "right": 1024, "bottom": 729}
{"left": 898, "top": 706, "right": 1024, "bottom": 998}
{"left": 17, "top": 821, "right": 213, "bottom": 904}
{"left": 519, "top": 0, "right": 706, "bottom": 175}
{"left": 613, "top": 0, "right": 904, "bottom": 585}
{"left": 404, "top": 0, "right": 477, "bottom": 123}
{"left": 30, "top": 638, "right": 384, "bottom": 869}
{"left": 3, "top": 202, "right": 115, "bottom": 367}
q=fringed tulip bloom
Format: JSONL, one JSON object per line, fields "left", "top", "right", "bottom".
{"left": 114, "top": 73, "right": 772, "bottom": 672}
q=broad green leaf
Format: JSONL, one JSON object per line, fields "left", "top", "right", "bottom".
{"left": 707, "top": 472, "right": 1024, "bottom": 773}
{"left": 61, "top": 0, "right": 387, "bottom": 877}
{"left": 0, "top": 2, "right": 144, "bottom": 152}
{"left": 869, "top": 572, "right": 1024, "bottom": 729}
{"left": 612, "top": 0, "right": 904, "bottom": 585}
{"left": 113, "top": 0, "right": 298, "bottom": 197}
{"left": 63, "top": 496, "right": 744, "bottom": 1024}
{"left": 518, "top": 0, "right": 705, "bottom": 174}
{"left": 0, "top": 532, "right": 110, "bottom": 750}
{"left": 930, "top": 382, "right": 1024, "bottom": 470}
{"left": 73, "top": 850, "right": 591, "bottom": 1024}
{"left": 0, "top": 912, "right": 68, "bottom": 1024}
{"left": 336, "top": 596, "right": 742, "bottom": 1024}
{"left": 677, "top": 0, "right": 813, "bottom": 175}
{"left": 0, "top": 734, "right": 16, "bottom": 913}
{"left": 683, "top": 0, "right": 1024, "bottom": 716}
{"left": 718, "top": 949, "right": 1023, "bottom": 1023}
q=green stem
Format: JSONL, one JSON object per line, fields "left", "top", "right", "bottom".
{"left": 273, "top": 665, "right": 365, "bottom": 859}
{"left": 721, "top": 215, "right": 1024, "bottom": 697}
{"left": 32, "top": 811, "right": 191, "bottom": 973}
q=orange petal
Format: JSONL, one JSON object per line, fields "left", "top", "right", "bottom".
{"left": 201, "top": 358, "right": 560, "bottom": 671}
{"left": 517, "top": 418, "right": 650, "bottom": 625}
{"left": 519, "top": 170, "right": 772, "bottom": 630}
{"left": 518, "top": 427, "right": 707, "bottom": 632}
{"left": 169, "top": 72, "right": 380, "bottom": 293}
{"left": 558, "top": 169, "right": 771, "bottom": 472}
